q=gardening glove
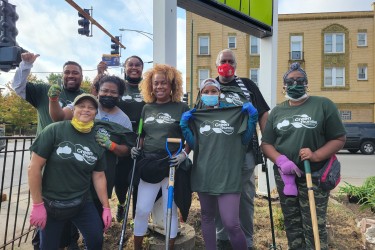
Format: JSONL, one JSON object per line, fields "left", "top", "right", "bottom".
{"left": 241, "top": 102, "right": 258, "bottom": 117}
{"left": 180, "top": 108, "right": 196, "bottom": 123}
{"left": 169, "top": 150, "right": 188, "bottom": 166}
{"left": 276, "top": 155, "right": 303, "bottom": 177}
{"left": 131, "top": 147, "right": 142, "bottom": 159}
{"left": 30, "top": 202, "right": 47, "bottom": 229}
{"left": 48, "top": 84, "right": 62, "bottom": 101}
{"left": 102, "top": 207, "right": 112, "bottom": 231}
{"left": 279, "top": 170, "right": 298, "bottom": 196}
{"left": 95, "top": 131, "right": 117, "bottom": 151}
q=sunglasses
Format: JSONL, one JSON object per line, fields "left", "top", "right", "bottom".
{"left": 284, "top": 77, "right": 306, "bottom": 86}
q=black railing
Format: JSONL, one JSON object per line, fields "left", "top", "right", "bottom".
{"left": 0, "top": 136, "right": 36, "bottom": 250}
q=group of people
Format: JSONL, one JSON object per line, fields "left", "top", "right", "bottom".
{"left": 12, "top": 47, "right": 346, "bottom": 250}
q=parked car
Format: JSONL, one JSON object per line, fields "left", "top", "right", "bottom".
{"left": 343, "top": 122, "right": 375, "bottom": 155}
{"left": 0, "top": 127, "right": 5, "bottom": 151}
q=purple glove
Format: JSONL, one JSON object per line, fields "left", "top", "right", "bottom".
{"left": 279, "top": 170, "right": 298, "bottom": 196}
{"left": 30, "top": 202, "right": 47, "bottom": 229}
{"left": 102, "top": 207, "right": 112, "bottom": 231}
{"left": 276, "top": 155, "right": 303, "bottom": 177}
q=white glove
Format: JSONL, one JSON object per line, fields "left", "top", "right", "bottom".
{"left": 169, "top": 150, "right": 187, "bottom": 166}
{"left": 131, "top": 147, "right": 142, "bottom": 159}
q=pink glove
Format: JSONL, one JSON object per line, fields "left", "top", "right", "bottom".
{"left": 102, "top": 207, "right": 112, "bottom": 231}
{"left": 30, "top": 202, "right": 47, "bottom": 229}
{"left": 279, "top": 170, "right": 298, "bottom": 196}
{"left": 276, "top": 155, "right": 303, "bottom": 177}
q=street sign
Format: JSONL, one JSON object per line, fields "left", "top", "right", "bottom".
{"left": 102, "top": 54, "right": 120, "bottom": 66}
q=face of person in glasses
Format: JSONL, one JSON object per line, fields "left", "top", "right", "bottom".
{"left": 125, "top": 57, "right": 143, "bottom": 79}
{"left": 283, "top": 71, "right": 308, "bottom": 101}
{"left": 284, "top": 71, "right": 307, "bottom": 86}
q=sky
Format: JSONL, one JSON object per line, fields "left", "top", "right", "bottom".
{"left": 1, "top": 0, "right": 375, "bottom": 91}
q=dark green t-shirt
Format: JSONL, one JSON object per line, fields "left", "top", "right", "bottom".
{"left": 190, "top": 106, "right": 247, "bottom": 194}
{"left": 25, "top": 83, "right": 83, "bottom": 135}
{"left": 142, "top": 101, "right": 189, "bottom": 154}
{"left": 117, "top": 82, "right": 145, "bottom": 132}
{"left": 30, "top": 121, "right": 106, "bottom": 200}
{"left": 262, "top": 96, "right": 346, "bottom": 171}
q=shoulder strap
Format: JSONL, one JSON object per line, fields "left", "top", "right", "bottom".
{"left": 235, "top": 76, "right": 251, "bottom": 101}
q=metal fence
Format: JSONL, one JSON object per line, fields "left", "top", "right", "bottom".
{"left": 0, "top": 136, "right": 35, "bottom": 250}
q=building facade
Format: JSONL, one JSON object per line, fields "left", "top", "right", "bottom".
{"left": 186, "top": 6, "right": 375, "bottom": 123}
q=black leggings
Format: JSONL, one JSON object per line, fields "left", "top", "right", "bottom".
{"left": 114, "top": 156, "right": 138, "bottom": 218}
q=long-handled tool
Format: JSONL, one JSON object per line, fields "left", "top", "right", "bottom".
{"left": 304, "top": 160, "right": 321, "bottom": 250}
{"left": 165, "top": 138, "right": 183, "bottom": 250}
{"left": 118, "top": 119, "right": 143, "bottom": 249}
{"left": 262, "top": 155, "right": 282, "bottom": 250}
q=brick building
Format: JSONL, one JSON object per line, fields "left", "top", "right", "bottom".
{"left": 186, "top": 5, "right": 375, "bottom": 122}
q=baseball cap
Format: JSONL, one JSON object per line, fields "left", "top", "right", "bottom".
{"left": 73, "top": 93, "right": 99, "bottom": 109}
{"left": 200, "top": 78, "right": 220, "bottom": 92}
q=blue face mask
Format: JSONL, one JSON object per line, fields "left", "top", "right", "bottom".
{"left": 201, "top": 94, "right": 219, "bottom": 106}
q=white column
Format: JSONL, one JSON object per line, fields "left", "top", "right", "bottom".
{"left": 153, "top": 0, "right": 177, "bottom": 66}
{"left": 257, "top": 0, "right": 278, "bottom": 197}
{"left": 150, "top": 0, "right": 178, "bottom": 233}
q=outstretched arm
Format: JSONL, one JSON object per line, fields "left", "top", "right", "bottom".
{"left": 12, "top": 53, "right": 40, "bottom": 99}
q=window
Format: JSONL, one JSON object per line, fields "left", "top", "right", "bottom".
{"left": 340, "top": 110, "right": 352, "bottom": 121}
{"left": 198, "top": 69, "right": 210, "bottom": 85}
{"left": 228, "top": 36, "right": 236, "bottom": 49}
{"left": 324, "top": 67, "right": 345, "bottom": 87}
{"left": 324, "top": 33, "right": 344, "bottom": 53}
{"left": 290, "top": 35, "right": 303, "bottom": 60}
{"left": 250, "top": 36, "right": 259, "bottom": 55}
{"left": 358, "top": 66, "right": 367, "bottom": 80}
{"left": 199, "top": 36, "right": 209, "bottom": 55}
{"left": 249, "top": 68, "right": 259, "bottom": 86}
{"left": 358, "top": 33, "right": 367, "bottom": 47}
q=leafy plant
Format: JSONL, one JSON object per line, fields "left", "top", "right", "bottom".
{"left": 339, "top": 177, "right": 375, "bottom": 211}
{"left": 273, "top": 206, "right": 285, "bottom": 231}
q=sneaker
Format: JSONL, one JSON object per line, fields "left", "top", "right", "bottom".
{"left": 217, "top": 239, "right": 232, "bottom": 250}
{"left": 116, "top": 204, "right": 125, "bottom": 222}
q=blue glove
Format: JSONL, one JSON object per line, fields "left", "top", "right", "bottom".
{"left": 181, "top": 108, "right": 196, "bottom": 122}
{"left": 242, "top": 103, "right": 258, "bottom": 116}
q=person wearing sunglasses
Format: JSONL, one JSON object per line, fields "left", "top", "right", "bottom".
{"left": 261, "top": 62, "right": 346, "bottom": 249}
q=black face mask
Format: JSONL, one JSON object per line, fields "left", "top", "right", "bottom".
{"left": 99, "top": 96, "right": 118, "bottom": 108}
{"left": 125, "top": 75, "right": 142, "bottom": 84}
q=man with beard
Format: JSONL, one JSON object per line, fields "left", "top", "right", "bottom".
{"left": 12, "top": 52, "right": 84, "bottom": 135}
{"left": 12, "top": 52, "right": 85, "bottom": 249}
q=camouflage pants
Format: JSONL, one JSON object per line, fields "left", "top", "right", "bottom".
{"left": 274, "top": 166, "right": 329, "bottom": 250}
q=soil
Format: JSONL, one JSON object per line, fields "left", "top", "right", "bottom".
{"left": 96, "top": 192, "right": 375, "bottom": 250}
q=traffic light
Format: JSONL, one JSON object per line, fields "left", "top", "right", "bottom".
{"left": 182, "top": 93, "right": 189, "bottom": 104}
{"left": 0, "top": 46, "right": 26, "bottom": 72}
{"left": 111, "top": 36, "right": 120, "bottom": 55}
{"left": 78, "top": 9, "right": 90, "bottom": 36}
{"left": 0, "top": 0, "right": 19, "bottom": 47}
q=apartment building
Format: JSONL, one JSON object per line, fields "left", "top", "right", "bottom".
{"left": 186, "top": 5, "right": 375, "bottom": 122}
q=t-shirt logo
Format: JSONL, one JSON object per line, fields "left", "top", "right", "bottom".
{"left": 200, "top": 120, "right": 234, "bottom": 135}
{"left": 144, "top": 113, "right": 175, "bottom": 124}
{"left": 122, "top": 93, "right": 143, "bottom": 103}
{"left": 56, "top": 141, "right": 97, "bottom": 165}
{"left": 220, "top": 92, "right": 243, "bottom": 106}
{"left": 277, "top": 114, "right": 318, "bottom": 131}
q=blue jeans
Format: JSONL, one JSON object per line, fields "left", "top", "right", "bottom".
{"left": 40, "top": 202, "right": 103, "bottom": 250}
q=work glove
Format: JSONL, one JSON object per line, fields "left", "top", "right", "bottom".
{"left": 181, "top": 108, "right": 196, "bottom": 123}
{"left": 30, "top": 202, "right": 47, "bottom": 229}
{"left": 131, "top": 147, "right": 142, "bottom": 159}
{"left": 276, "top": 155, "right": 303, "bottom": 177}
{"left": 169, "top": 150, "right": 187, "bottom": 166}
{"left": 279, "top": 170, "right": 298, "bottom": 196}
{"left": 241, "top": 102, "right": 258, "bottom": 117}
{"left": 48, "top": 84, "right": 62, "bottom": 101}
{"left": 102, "top": 207, "right": 112, "bottom": 231}
{"left": 95, "top": 131, "right": 117, "bottom": 151}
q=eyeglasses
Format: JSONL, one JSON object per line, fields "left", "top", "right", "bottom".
{"left": 284, "top": 77, "right": 306, "bottom": 86}
{"left": 99, "top": 88, "right": 118, "bottom": 95}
